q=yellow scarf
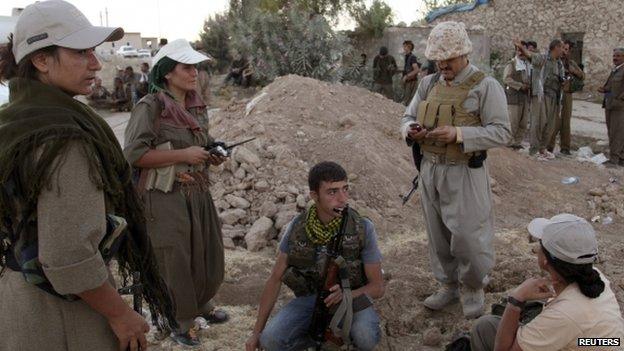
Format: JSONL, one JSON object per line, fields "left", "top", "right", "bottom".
{"left": 304, "top": 204, "right": 342, "bottom": 245}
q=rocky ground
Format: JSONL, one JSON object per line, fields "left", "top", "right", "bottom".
{"left": 103, "top": 75, "right": 624, "bottom": 350}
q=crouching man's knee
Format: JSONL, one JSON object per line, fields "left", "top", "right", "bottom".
{"left": 350, "top": 308, "right": 381, "bottom": 351}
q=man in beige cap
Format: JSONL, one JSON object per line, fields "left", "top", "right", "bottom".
{"left": 399, "top": 21, "right": 510, "bottom": 319}
{"left": 470, "top": 214, "right": 624, "bottom": 350}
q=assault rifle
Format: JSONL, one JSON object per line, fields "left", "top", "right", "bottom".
{"left": 308, "top": 205, "right": 350, "bottom": 350}
{"left": 204, "top": 137, "right": 256, "bottom": 157}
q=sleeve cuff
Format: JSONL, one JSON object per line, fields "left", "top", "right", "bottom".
{"left": 455, "top": 127, "right": 463, "bottom": 144}
{"left": 123, "top": 140, "right": 151, "bottom": 166}
{"left": 43, "top": 252, "right": 109, "bottom": 295}
{"left": 400, "top": 121, "right": 412, "bottom": 141}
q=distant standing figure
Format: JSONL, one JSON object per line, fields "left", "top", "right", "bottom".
{"left": 599, "top": 48, "right": 624, "bottom": 167}
{"left": 372, "top": 46, "right": 397, "bottom": 100}
{"left": 401, "top": 40, "right": 421, "bottom": 106}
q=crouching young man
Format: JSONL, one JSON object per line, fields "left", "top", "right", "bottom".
{"left": 245, "top": 161, "right": 385, "bottom": 351}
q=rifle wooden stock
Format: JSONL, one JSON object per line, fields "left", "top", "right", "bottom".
{"left": 308, "top": 205, "right": 350, "bottom": 349}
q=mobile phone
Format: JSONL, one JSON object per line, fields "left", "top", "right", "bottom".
{"left": 410, "top": 123, "right": 423, "bottom": 132}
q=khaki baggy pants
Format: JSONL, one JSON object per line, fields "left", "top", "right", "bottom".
{"left": 529, "top": 96, "right": 549, "bottom": 153}
{"left": 544, "top": 94, "right": 561, "bottom": 151}
{"left": 419, "top": 159, "right": 495, "bottom": 289}
{"left": 606, "top": 109, "right": 624, "bottom": 163}
{"left": 548, "top": 92, "right": 572, "bottom": 151}
{"left": 508, "top": 100, "right": 530, "bottom": 145}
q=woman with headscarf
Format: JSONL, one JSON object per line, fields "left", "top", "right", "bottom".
{"left": 123, "top": 39, "right": 228, "bottom": 347}
{"left": 0, "top": 1, "right": 176, "bottom": 351}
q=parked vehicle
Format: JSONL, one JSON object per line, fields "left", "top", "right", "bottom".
{"left": 117, "top": 45, "right": 138, "bottom": 58}
{"left": 137, "top": 49, "right": 151, "bottom": 58}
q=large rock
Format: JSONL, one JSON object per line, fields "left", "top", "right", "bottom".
{"left": 225, "top": 194, "right": 251, "bottom": 209}
{"left": 223, "top": 237, "right": 236, "bottom": 250}
{"left": 233, "top": 146, "right": 261, "bottom": 167}
{"left": 219, "top": 209, "right": 247, "bottom": 225}
{"left": 255, "top": 180, "right": 270, "bottom": 192}
{"left": 222, "top": 227, "right": 247, "bottom": 239}
{"left": 275, "top": 210, "right": 299, "bottom": 231}
{"left": 245, "top": 217, "right": 275, "bottom": 251}
{"left": 259, "top": 201, "right": 279, "bottom": 218}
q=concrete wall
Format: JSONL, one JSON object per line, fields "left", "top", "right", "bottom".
{"left": 429, "top": 0, "right": 624, "bottom": 96}
{"left": 354, "top": 26, "right": 490, "bottom": 74}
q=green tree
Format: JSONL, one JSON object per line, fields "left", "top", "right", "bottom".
{"left": 352, "top": 0, "right": 393, "bottom": 38}
{"left": 198, "top": 13, "right": 231, "bottom": 72}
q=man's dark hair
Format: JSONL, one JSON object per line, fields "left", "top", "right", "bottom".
{"left": 526, "top": 41, "right": 538, "bottom": 50}
{"left": 403, "top": 40, "right": 414, "bottom": 51}
{"left": 541, "top": 244, "right": 605, "bottom": 299}
{"left": 361, "top": 53, "right": 367, "bottom": 58}
{"left": 563, "top": 39, "right": 574, "bottom": 48}
{"left": 308, "top": 161, "right": 348, "bottom": 192}
{"left": 549, "top": 39, "right": 563, "bottom": 51}
{"left": 125, "top": 66, "right": 134, "bottom": 72}
{"left": 379, "top": 46, "right": 388, "bottom": 56}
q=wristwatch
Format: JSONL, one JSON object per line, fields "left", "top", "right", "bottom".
{"left": 507, "top": 295, "right": 526, "bottom": 309}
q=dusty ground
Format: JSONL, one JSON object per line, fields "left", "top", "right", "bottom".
{"left": 102, "top": 75, "right": 624, "bottom": 350}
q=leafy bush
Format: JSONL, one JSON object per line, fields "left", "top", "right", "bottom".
{"left": 352, "top": 0, "right": 394, "bottom": 38}
{"left": 228, "top": 8, "right": 357, "bottom": 84}
{"left": 199, "top": 13, "right": 232, "bottom": 72}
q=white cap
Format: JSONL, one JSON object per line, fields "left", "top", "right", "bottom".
{"left": 152, "top": 39, "right": 210, "bottom": 66}
{"left": 12, "top": 0, "right": 124, "bottom": 64}
{"left": 528, "top": 214, "right": 598, "bottom": 265}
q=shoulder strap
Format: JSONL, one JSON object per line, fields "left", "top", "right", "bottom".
{"left": 460, "top": 71, "right": 486, "bottom": 90}
{"left": 425, "top": 72, "right": 442, "bottom": 98}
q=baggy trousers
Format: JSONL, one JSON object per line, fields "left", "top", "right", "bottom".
{"left": 606, "top": 108, "right": 624, "bottom": 163}
{"left": 419, "top": 159, "right": 495, "bottom": 289}
{"left": 544, "top": 94, "right": 561, "bottom": 151}
{"left": 508, "top": 100, "right": 530, "bottom": 145}
{"left": 548, "top": 92, "right": 572, "bottom": 151}
{"left": 529, "top": 96, "right": 549, "bottom": 153}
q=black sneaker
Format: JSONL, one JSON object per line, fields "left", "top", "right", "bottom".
{"left": 171, "top": 329, "right": 201, "bottom": 348}
{"left": 560, "top": 149, "right": 571, "bottom": 155}
{"left": 204, "top": 309, "right": 229, "bottom": 324}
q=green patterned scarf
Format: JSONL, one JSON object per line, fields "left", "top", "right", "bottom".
{"left": 305, "top": 204, "right": 342, "bottom": 245}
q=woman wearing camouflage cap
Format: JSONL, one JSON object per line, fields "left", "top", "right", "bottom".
{"left": 123, "top": 39, "right": 228, "bottom": 347}
{"left": 399, "top": 21, "right": 511, "bottom": 319}
{"left": 0, "top": 1, "right": 176, "bottom": 350}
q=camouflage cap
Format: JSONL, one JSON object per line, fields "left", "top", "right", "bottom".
{"left": 425, "top": 21, "right": 473, "bottom": 61}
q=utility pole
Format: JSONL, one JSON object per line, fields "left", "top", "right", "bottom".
{"left": 99, "top": 11, "right": 103, "bottom": 26}
{"left": 105, "top": 7, "right": 109, "bottom": 27}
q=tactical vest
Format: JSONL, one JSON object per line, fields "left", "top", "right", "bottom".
{"left": 505, "top": 60, "right": 530, "bottom": 105}
{"left": 416, "top": 71, "right": 485, "bottom": 162}
{"left": 281, "top": 208, "right": 367, "bottom": 297}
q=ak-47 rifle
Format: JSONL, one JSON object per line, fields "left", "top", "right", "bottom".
{"left": 308, "top": 205, "right": 350, "bottom": 350}
{"left": 204, "top": 137, "right": 256, "bottom": 157}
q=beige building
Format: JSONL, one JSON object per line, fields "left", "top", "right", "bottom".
{"left": 100, "top": 32, "right": 143, "bottom": 53}
{"left": 429, "top": 0, "right": 624, "bottom": 93}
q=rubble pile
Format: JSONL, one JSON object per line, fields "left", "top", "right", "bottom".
{"left": 586, "top": 180, "right": 624, "bottom": 224}
{"left": 207, "top": 74, "right": 417, "bottom": 251}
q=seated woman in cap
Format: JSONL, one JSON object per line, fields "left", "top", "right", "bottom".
{"left": 123, "top": 38, "right": 228, "bottom": 347}
{"left": 470, "top": 214, "right": 624, "bottom": 351}
{"left": 0, "top": 1, "right": 176, "bottom": 351}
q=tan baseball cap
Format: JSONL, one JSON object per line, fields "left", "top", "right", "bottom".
{"left": 12, "top": 0, "right": 124, "bottom": 64}
{"left": 152, "top": 39, "right": 210, "bottom": 66}
{"left": 527, "top": 214, "right": 598, "bottom": 265}
{"left": 425, "top": 21, "right": 473, "bottom": 61}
